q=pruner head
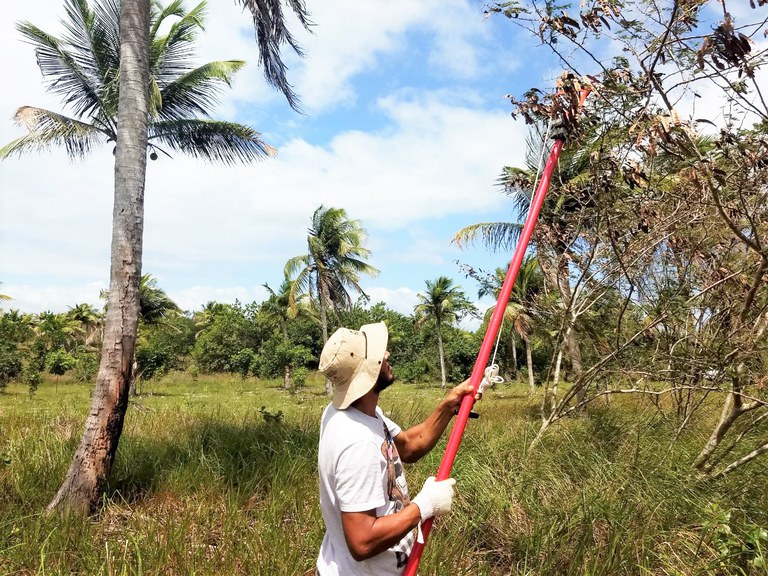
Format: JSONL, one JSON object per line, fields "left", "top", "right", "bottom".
{"left": 550, "top": 73, "right": 594, "bottom": 141}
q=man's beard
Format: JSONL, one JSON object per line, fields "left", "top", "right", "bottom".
{"left": 373, "top": 372, "right": 395, "bottom": 393}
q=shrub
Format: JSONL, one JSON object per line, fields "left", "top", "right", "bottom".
{"left": 45, "top": 349, "right": 76, "bottom": 377}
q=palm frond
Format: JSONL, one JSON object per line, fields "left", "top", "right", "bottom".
{"left": 158, "top": 60, "right": 246, "bottom": 120}
{"left": 0, "top": 107, "right": 104, "bottom": 159}
{"left": 151, "top": 1, "right": 207, "bottom": 83}
{"left": 452, "top": 221, "right": 524, "bottom": 253}
{"left": 17, "top": 17, "right": 106, "bottom": 122}
{"left": 149, "top": 119, "right": 276, "bottom": 163}
{"left": 235, "top": 0, "right": 312, "bottom": 111}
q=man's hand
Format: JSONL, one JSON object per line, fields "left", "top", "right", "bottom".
{"left": 442, "top": 378, "right": 482, "bottom": 412}
{"left": 411, "top": 476, "right": 457, "bottom": 522}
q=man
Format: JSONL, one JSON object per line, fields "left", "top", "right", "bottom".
{"left": 316, "top": 321, "right": 477, "bottom": 575}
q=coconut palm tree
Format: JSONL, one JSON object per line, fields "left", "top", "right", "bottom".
{"left": 285, "top": 206, "right": 379, "bottom": 393}
{"left": 477, "top": 256, "right": 543, "bottom": 394}
{"left": 1, "top": 1, "right": 278, "bottom": 162}
{"left": 67, "top": 303, "right": 104, "bottom": 349}
{"left": 262, "top": 274, "right": 315, "bottom": 339}
{"left": 414, "top": 276, "right": 477, "bottom": 388}
{"left": 2, "top": 0, "right": 311, "bottom": 515}
{"left": 453, "top": 128, "right": 594, "bottom": 390}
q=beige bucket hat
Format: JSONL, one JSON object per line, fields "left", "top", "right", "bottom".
{"left": 319, "top": 322, "right": 389, "bottom": 409}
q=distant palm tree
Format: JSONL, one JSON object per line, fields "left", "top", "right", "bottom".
{"left": 262, "top": 275, "right": 315, "bottom": 339}
{"left": 285, "top": 206, "right": 379, "bottom": 394}
{"left": 193, "top": 301, "right": 228, "bottom": 339}
{"left": 67, "top": 303, "right": 103, "bottom": 349}
{"left": 262, "top": 274, "right": 317, "bottom": 389}
{"left": 453, "top": 128, "right": 593, "bottom": 389}
{"left": 477, "top": 256, "right": 543, "bottom": 394}
{"left": 138, "top": 274, "right": 180, "bottom": 325}
{"left": 414, "top": 276, "right": 477, "bottom": 388}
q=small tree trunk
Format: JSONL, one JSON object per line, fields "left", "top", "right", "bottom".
{"left": 509, "top": 332, "right": 519, "bottom": 382}
{"left": 47, "top": 0, "right": 150, "bottom": 515}
{"left": 437, "top": 324, "right": 446, "bottom": 388}
{"left": 319, "top": 284, "right": 332, "bottom": 396}
{"left": 550, "top": 347, "right": 564, "bottom": 412}
{"left": 693, "top": 386, "right": 760, "bottom": 473}
{"left": 525, "top": 336, "right": 535, "bottom": 395}
{"left": 284, "top": 365, "right": 292, "bottom": 390}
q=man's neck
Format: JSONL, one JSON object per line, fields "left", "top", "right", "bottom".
{"left": 350, "top": 389, "right": 379, "bottom": 417}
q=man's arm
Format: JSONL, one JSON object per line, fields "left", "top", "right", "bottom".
{"left": 340, "top": 477, "right": 457, "bottom": 561}
{"left": 394, "top": 380, "right": 474, "bottom": 463}
{"left": 341, "top": 504, "right": 421, "bottom": 561}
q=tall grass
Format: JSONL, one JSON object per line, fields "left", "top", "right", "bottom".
{"left": 1, "top": 373, "right": 767, "bottom": 575}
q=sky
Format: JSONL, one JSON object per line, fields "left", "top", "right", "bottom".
{"left": 2, "top": 1, "right": 760, "bottom": 322}
{"left": 0, "top": 0, "right": 549, "bottom": 322}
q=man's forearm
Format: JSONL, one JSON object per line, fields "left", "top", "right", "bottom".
{"left": 400, "top": 399, "right": 455, "bottom": 461}
{"left": 341, "top": 504, "right": 422, "bottom": 561}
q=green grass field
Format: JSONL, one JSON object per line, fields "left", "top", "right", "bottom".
{"left": 1, "top": 373, "right": 767, "bottom": 575}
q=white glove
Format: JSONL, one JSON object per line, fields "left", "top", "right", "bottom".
{"left": 411, "top": 476, "right": 456, "bottom": 522}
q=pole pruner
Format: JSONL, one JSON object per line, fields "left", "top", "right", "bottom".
{"left": 402, "top": 83, "right": 591, "bottom": 576}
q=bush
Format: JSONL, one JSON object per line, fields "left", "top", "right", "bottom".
{"left": 22, "top": 364, "right": 42, "bottom": 395}
{"left": 230, "top": 348, "right": 257, "bottom": 379}
{"left": 45, "top": 349, "right": 76, "bottom": 377}
{"left": 0, "top": 343, "right": 22, "bottom": 389}
{"left": 73, "top": 352, "right": 99, "bottom": 382}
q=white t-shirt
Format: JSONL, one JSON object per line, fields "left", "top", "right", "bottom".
{"left": 316, "top": 403, "right": 415, "bottom": 575}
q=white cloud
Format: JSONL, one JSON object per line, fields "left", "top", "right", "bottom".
{"left": 170, "top": 285, "right": 269, "bottom": 313}
{"left": 365, "top": 286, "right": 419, "bottom": 315}
{"left": 1, "top": 282, "right": 106, "bottom": 314}
{"left": 0, "top": 0, "right": 529, "bottom": 318}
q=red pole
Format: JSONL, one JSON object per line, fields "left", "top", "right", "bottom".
{"left": 403, "top": 86, "right": 589, "bottom": 571}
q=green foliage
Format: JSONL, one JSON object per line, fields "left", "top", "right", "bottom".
{"left": 136, "top": 313, "right": 195, "bottom": 379}
{"left": 22, "top": 364, "right": 42, "bottom": 394}
{"left": 257, "top": 334, "right": 312, "bottom": 379}
{"left": 45, "top": 349, "right": 76, "bottom": 376}
{"left": 72, "top": 352, "right": 99, "bottom": 383}
{"left": 0, "top": 315, "right": 24, "bottom": 388}
{"left": 230, "top": 348, "right": 257, "bottom": 379}
{"left": 193, "top": 302, "right": 260, "bottom": 373}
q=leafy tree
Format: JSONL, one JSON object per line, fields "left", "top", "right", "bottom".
{"left": 46, "top": 349, "right": 77, "bottom": 378}
{"left": 414, "top": 276, "right": 477, "bottom": 387}
{"left": 285, "top": 205, "right": 379, "bottom": 394}
{"left": 1, "top": 0, "right": 310, "bottom": 514}
{"left": 193, "top": 301, "right": 260, "bottom": 373}
{"left": 260, "top": 275, "right": 317, "bottom": 388}
{"left": 485, "top": 0, "right": 768, "bottom": 474}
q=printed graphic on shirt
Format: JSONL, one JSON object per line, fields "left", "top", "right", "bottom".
{"left": 381, "top": 422, "right": 414, "bottom": 568}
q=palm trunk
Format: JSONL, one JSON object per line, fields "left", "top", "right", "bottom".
{"left": 525, "top": 336, "right": 535, "bottom": 395}
{"left": 436, "top": 322, "right": 446, "bottom": 388}
{"left": 47, "top": 0, "right": 150, "bottom": 515}
{"left": 509, "top": 332, "right": 519, "bottom": 381}
{"left": 319, "top": 282, "right": 331, "bottom": 396}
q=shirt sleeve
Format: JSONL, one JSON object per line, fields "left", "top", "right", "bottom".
{"left": 381, "top": 413, "right": 402, "bottom": 438}
{"left": 336, "top": 440, "right": 387, "bottom": 513}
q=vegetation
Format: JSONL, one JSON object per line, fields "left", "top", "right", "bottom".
{"left": 1, "top": 374, "right": 766, "bottom": 575}
{"left": 0, "top": 0, "right": 311, "bottom": 514}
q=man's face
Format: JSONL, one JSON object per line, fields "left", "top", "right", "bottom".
{"left": 373, "top": 350, "right": 395, "bottom": 393}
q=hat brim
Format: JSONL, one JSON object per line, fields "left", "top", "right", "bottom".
{"left": 332, "top": 322, "right": 389, "bottom": 409}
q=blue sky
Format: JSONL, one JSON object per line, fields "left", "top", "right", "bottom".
{"left": 0, "top": 0, "right": 560, "bottom": 321}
